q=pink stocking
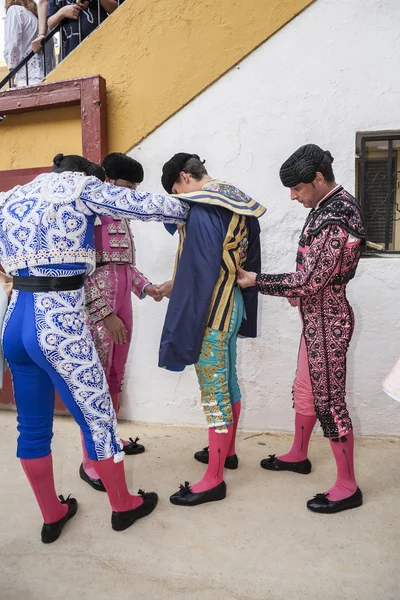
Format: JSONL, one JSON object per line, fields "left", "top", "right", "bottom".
{"left": 191, "top": 425, "right": 233, "bottom": 493}
{"left": 20, "top": 455, "right": 68, "bottom": 524}
{"left": 80, "top": 431, "right": 101, "bottom": 480}
{"left": 325, "top": 432, "right": 358, "bottom": 501}
{"left": 278, "top": 412, "right": 317, "bottom": 462}
{"left": 110, "top": 392, "right": 130, "bottom": 447}
{"left": 94, "top": 457, "right": 143, "bottom": 512}
{"left": 227, "top": 400, "right": 241, "bottom": 456}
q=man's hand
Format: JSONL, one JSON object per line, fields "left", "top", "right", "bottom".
{"left": 61, "top": 3, "right": 82, "bottom": 19}
{"left": 32, "top": 34, "right": 45, "bottom": 53}
{"left": 236, "top": 267, "right": 257, "bottom": 289}
{"left": 287, "top": 298, "right": 300, "bottom": 308}
{"left": 103, "top": 313, "right": 127, "bottom": 344}
{"left": 157, "top": 280, "right": 173, "bottom": 299}
{"left": 144, "top": 284, "right": 163, "bottom": 302}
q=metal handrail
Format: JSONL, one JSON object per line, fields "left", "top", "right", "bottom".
{"left": 0, "top": 25, "right": 61, "bottom": 90}
{"left": 0, "top": 0, "right": 123, "bottom": 91}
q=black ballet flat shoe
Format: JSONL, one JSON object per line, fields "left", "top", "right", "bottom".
{"left": 111, "top": 490, "right": 158, "bottom": 531}
{"left": 307, "top": 487, "right": 363, "bottom": 514}
{"left": 260, "top": 454, "right": 312, "bottom": 475}
{"left": 123, "top": 437, "right": 146, "bottom": 456}
{"left": 79, "top": 463, "right": 106, "bottom": 492}
{"left": 41, "top": 495, "right": 78, "bottom": 544}
{"left": 194, "top": 447, "right": 239, "bottom": 470}
{"left": 170, "top": 481, "right": 227, "bottom": 507}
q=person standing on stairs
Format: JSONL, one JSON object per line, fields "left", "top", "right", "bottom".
{"left": 47, "top": 0, "right": 118, "bottom": 60}
{"left": 0, "top": 153, "right": 188, "bottom": 543}
{"left": 237, "top": 144, "right": 366, "bottom": 515}
{"left": 158, "top": 153, "right": 265, "bottom": 507}
{"left": 4, "top": 0, "right": 45, "bottom": 87}
{"left": 80, "top": 152, "right": 162, "bottom": 492}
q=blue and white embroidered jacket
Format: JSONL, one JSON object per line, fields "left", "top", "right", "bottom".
{"left": 0, "top": 171, "right": 189, "bottom": 275}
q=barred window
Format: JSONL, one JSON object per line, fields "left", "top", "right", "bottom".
{"left": 356, "top": 133, "right": 400, "bottom": 253}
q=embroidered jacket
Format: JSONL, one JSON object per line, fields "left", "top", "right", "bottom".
{"left": 85, "top": 216, "right": 150, "bottom": 323}
{"left": 256, "top": 186, "right": 366, "bottom": 298}
{"left": 256, "top": 186, "right": 366, "bottom": 439}
{"left": 159, "top": 181, "right": 266, "bottom": 370}
{"left": 0, "top": 171, "right": 188, "bottom": 275}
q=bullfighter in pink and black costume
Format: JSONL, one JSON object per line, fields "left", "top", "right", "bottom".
{"left": 237, "top": 144, "right": 366, "bottom": 514}
{"left": 80, "top": 153, "right": 161, "bottom": 492}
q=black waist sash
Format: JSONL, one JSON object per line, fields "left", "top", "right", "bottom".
{"left": 13, "top": 274, "right": 85, "bottom": 293}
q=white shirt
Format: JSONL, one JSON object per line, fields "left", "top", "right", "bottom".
{"left": 4, "top": 6, "right": 44, "bottom": 88}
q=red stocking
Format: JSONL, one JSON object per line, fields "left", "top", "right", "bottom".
{"left": 325, "top": 432, "right": 358, "bottom": 501}
{"left": 94, "top": 457, "right": 143, "bottom": 512}
{"left": 80, "top": 431, "right": 100, "bottom": 480}
{"left": 21, "top": 455, "right": 68, "bottom": 524}
{"left": 191, "top": 426, "right": 233, "bottom": 493}
{"left": 227, "top": 400, "right": 241, "bottom": 456}
{"left": 278, "top": 412, "right": 317, "bottom": 462}
{"left": 110, "top": 392, "right": 130, "bottom": 447}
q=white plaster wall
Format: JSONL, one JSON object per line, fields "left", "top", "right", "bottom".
{"left": 120, "top": 0, "right": 400, "bottom": 437}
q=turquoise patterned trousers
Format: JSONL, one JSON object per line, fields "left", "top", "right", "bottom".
{"left": 195, "top": 287, "right": 244, "bottom": 433}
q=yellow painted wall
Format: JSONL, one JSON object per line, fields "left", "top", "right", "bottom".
{"left": 0, "top": 62, "right": 8, "bottom": 83}
{"left": 0, "top": 0, "right": 314, "bottom": 170}
{"left": 0, "top": 107, "right": 81, "bottom": 170}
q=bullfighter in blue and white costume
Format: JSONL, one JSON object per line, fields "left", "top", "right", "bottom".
{"left": 0, "top": 154, "right": 188, "bottom": 543}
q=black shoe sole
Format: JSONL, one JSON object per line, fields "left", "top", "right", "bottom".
{"left": 170, "top": 482, "right": 227, "bottom": 507}
{"left": 41, "top": 499, "right": 78, "bottom": 544}
{"left": 307, "top": 499, "right": 363, "bottom": 514}
{"left": 79, "top": 463, "right": 106, "bottom": 492}
{"left": 111, "top": 494, "right": 158, "bottom": 531}
{"left": 307, "top": 489, "right": 363, "bottom": 514}
{"left": 123, "top": 445, "right": 146, "bottom": 456}
{"left": 260, "top": 458, "right": 312, "bottom": 475}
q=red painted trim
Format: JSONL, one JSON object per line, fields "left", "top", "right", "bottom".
{"left": 80, "top": 76, "right": 108, "bottom": 163}
{"left": 0, "top": 75, "right": 108, "bottom": 410}
{"left": 0, "top": 80, "right": 81, "bottom": 115}
{"left": 0, "top": 76, "right": 107, "bottom": 160}
{"left": 0, "top": 167, "right": 51, "bottom": 192}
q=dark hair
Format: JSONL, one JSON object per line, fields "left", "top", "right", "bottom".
{"left": 161, "top": 153, "right": 208, "bottom": 193}
{"left": 181, "top": 156, "right": 208, "bottom": 181}
{"left": 51, "top": 153, "right": 105, "bottom": 181}
{"left": 89, "top": 163, "right": 106, "bottom": 182}
{"left": 317, "top": 151, "right": 335, "bottom": 183}
{"left": 102, "top": 152, "right": 144, "bottom": 184}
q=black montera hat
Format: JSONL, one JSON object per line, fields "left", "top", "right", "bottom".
{"left": 161, "top": 153, "right": 200, "bottom": 193}
{"left": 102, "top": 152, "right": 144, "bottom": 184}
{"left": 52, "top": 153, "right": 105, "bottom": 180}
{"left": 279, "top": 144, "right": 333, "bottom": 187}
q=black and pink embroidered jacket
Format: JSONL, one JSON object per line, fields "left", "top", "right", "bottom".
{"left": 257, "top": 186, "right": 366, "bottom": 438}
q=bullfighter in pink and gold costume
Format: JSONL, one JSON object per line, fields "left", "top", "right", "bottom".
{"left": 80, "top": 153, "right": 161, "bottom": 492}
{"left": 238, "top": 144, "right": 366, "bottom": 514}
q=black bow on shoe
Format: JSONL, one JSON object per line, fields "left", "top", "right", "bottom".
{"left": 58, "top": 494, "right": 71, "bottom": 504}
{"left": 312, "top": 493, "right": 329, "bottom": 505}
{"left": 178, "top": 481, "right": 192, "bottom": 496}
{"left": 266, "top": 454, "right": 276, "bottom": 463}
{"left": 129, "top": 437, "right": 140, "bottom": 447}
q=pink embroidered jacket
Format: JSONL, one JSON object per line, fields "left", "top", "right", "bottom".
{"left": 255, "top": 185, "right": 366, "bottom": 439}
{"left": 85, "top": 216, "right": 150, "bottom": 323}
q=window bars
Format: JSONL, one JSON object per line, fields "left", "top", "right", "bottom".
{"left": 358, "top": 134, "right": 400, "bottom": 253}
